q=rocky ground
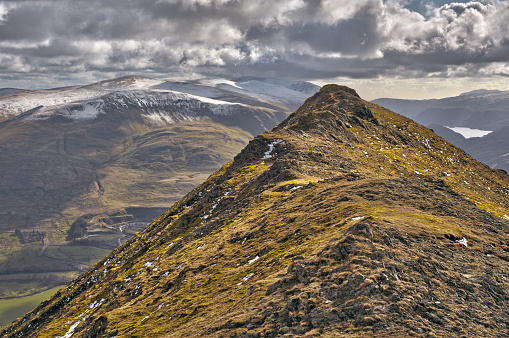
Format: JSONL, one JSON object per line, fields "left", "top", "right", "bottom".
{"left": 3, "top": 85, "right": 509, "bottom": 337}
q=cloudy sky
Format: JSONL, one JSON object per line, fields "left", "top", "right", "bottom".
{"left": 0, "top": 0, "right": 508, "bottom": 99}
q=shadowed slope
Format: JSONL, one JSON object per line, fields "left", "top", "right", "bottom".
{"left": 3, "top": 85, "right": 509, "bottom": 337}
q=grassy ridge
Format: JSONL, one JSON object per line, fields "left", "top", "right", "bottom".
{"left": 3, "top": 85, "right": 506, "bottom": 336}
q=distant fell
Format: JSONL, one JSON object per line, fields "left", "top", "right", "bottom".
{"left": 0, "top": 88, "right": 28, "bottom": 98}
{"left": 373, "top": 90, "right": 509, "bottom": 173}
{"left": 4, "top": 84, "right": 509, "bottom": 337}
{"left": 372, "top": 89, "right": 509, "bottom": 130}
{"left": 459, "top": 89, "right": 502, "bottom": 96}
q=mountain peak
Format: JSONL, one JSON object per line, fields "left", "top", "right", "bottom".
{"left": 278, "top": 84, "right": 378, "bottom": 137}
{"left": 317, "top": 83, "right": 361, "bottom": 98}
{"left": 298, "top": 84, "right": 371, "bottom": 121}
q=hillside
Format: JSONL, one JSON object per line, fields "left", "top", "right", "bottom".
{"left": 0, "top": 76, "right": 318, "bottom": 300}
{"left": 372, "top": 90, "right": 509, "bottom": 130}
{"left": 373, "top": 91, "right": 509, "bottom": 173}
{"left": 3, "top": 85, "right": 509, "bottom": 337}
{"left": 457, "top": 126, "right": 509, "bottom": 171}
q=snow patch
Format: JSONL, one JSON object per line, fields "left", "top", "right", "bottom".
{"left": 193, "top": 94, "right": 236, "bottom": 106}
{"left": 248, "top": 256, "right": 260, "bottom": 264}
{"left": 199, "top": 78, "right": 242, "bottom": 89}
{"left": 457, "top": 238, "right": 468, "bottom": 247}
{"left": 66, "top": 101, "right": 104, "bottom": 120}
{"left": 89, "top": 298, "right": 106, "bottom": 309}
{"left": 352, "top": 216, "right": 365, "bottom": 221}
{"left": 262, "top": 139, "right": 284, "bottom": 159}
{"left": 127, "top": 77, "right": 166, "bottom": 89}
{"left": 243, "top": 273, "right": 254, "bottom": 281}
{"left": 220, "top": 78, "right": 315, "bottom": 107}
{"left": 57, "top": 320, "right": 81, "bottom": 338}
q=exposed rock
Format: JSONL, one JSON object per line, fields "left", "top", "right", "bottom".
{"left": 3, "top": 84, "right": 509, "bottom": 337}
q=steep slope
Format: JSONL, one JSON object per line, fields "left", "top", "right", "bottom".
{"left": 427, "top": 124, "right": 466, "bottom": 145}
{"left": 458, "top": 126, "right": 509, "bottom": 172}
{"left": 4, "top": 85, "right": 509, "bottom": 337}
{"left": 0, "top": 75, "right": 318, "bottom": 300}
{"left": 373, "top": 91, "right": 509, "bottom": 173}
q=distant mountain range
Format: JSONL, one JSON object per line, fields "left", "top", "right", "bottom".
{"left": 373, "top": 90, "right": 509, "bottom": 172}
{"left": 4, "top": 85, "right": 509, "bottom": 337}
{"left": 0, "top": 75, "right": 319, "bottom": 133}
{"left": 0, "top": 75, "right": 319, "bottom": 300}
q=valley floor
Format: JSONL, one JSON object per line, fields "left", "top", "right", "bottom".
{"left": 0, "top": 286, "right": 62, "bottom": 329}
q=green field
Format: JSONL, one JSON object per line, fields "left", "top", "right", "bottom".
{"left": 0, "top": 272, "right": 78, "bottom": 298}
{"left": 0, "top": 286, "right": 62, "bottom": 328}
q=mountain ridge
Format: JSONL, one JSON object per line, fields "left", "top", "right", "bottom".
{"left": 0, "top": 76, "right": 318, "bottom": 303}
{"left": 372, "top": 90, "right": 509, "bottom": 130}
{"left": 3, "top": 84, "right": 509, "bottom": 337}
{"left": 0, "top": 76, "right": 320, "bottom": 123}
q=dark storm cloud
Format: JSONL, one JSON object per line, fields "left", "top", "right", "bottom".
{"left": 0, "top": 0, "right": 508, "bottom": 87}
{"left": 0, "top": 2, "right": 54, "bottom": 40}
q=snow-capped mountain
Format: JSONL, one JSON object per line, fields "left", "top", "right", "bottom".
{"left": 0, "top": 75, "right": 319, "bottom": 135}
{"left": 7, "top": 90, "right": 246, "bottom": 123}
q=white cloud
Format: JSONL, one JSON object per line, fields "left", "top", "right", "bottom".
{"left": 0, "top": 38, "right": 52, "bottom": 49}
{"left": 483, "top": 63, "right": 509, "bottom": 76}
{"left": 320, "top": 0, "right": 377, "bottom": 24}
{"left": 0, "top": 0, "right": 508, "bottom": 94}
{"left": 71, "top": 40, "right": 113, "bottom": 67}
{"left": 380, "top": 1, "right": 508, "bottom": 56}
{"left": 0, "top": 53, "right": 32, "bottom": 72}
{"left": 0, "top": 3, "right": 8, "bottom": 24}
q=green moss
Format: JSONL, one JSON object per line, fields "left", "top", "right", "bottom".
{"left": 333, "top": 204, "right": 367, "bottom": 219}
{"left": 243, "top": 162, "right": 270, "bottom": 174}
{"left": 411, "top": 214, "right": 444, "bottom": 224}
{"left": 259, "top": 191, "right": 286, "bottom": 202}
{"left": 275, "top": 178, "right": 316, "bottom": 188}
